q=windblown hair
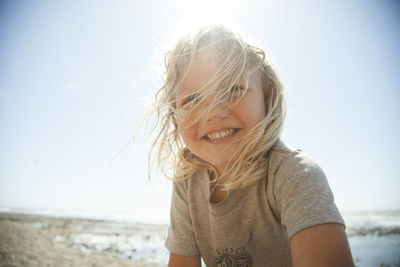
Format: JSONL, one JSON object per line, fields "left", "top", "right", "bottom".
{"left": 150, "top": 24, "right": 285, "bottom": 190}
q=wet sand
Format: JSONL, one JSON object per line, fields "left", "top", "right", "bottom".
{"left": 0, "top": 213, "right": 163, "bottom": 267}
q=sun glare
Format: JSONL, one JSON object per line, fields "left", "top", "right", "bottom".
{"left": 170, "top": 0, "right": 243, "bottom": 31}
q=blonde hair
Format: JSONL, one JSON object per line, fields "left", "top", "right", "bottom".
{"left": 150, "top": 24, "right": 285, "bottom": 190}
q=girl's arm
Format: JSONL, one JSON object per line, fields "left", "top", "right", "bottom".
{"left": 168, "top": 253, "right": 201, "bottom": 267}
{"left": 290, "top": 223, "right": 354, "bottom": 267}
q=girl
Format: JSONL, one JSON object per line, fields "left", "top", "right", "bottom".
{"left": 150, "top": 25, "right": 354, "bottom": 267}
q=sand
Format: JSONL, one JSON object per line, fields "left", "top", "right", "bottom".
{"left": 0, "top": 213, "right": 162, "bottom": 267}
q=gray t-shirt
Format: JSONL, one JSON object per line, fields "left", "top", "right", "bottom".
{"left": 165, "top": 140, "right": 345, "bottom": 267}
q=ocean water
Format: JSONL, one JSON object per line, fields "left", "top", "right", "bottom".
{"left": 342, "top": 210, "right": 400, "bottom": 267}
{"left": 0, "top": 206, "right": 169, "bottom": 225}
{"left": 1, "top": 207, "right": 399, "bottom": 267}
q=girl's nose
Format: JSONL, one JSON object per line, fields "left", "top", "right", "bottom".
{"left": 205, "top": 100, "right": 228, "bottom": 121}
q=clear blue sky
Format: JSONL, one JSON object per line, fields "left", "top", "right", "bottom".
{"left": 0, "top": 0, "right": 399, "bottom": 222}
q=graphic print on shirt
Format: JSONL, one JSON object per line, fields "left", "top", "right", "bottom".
{"left": 213, "top": 247, "right": 253, "bottom": 267}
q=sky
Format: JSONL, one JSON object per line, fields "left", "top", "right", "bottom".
{"left": 0, "top": 0, "right": 399, "bottom": 222}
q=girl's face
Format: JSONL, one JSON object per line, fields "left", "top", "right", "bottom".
{"left": 175, "top": 51, "right": 266, "bottom": 173}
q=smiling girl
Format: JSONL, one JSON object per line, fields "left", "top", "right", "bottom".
{"left": 150, "top": 25, "right": 354, "bottom": 267}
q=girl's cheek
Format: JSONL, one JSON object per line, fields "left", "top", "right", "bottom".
{"left": 181, "top": 120, "right": 198, "bottom": 135}
{"left": 177, "top": 114, "right": 196, "bottom": 135}
{"left": 176, "top": 105, "right": 203, "bottom": 136}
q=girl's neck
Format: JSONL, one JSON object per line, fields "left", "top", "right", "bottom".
{"left": 208, "top": 167, "right": 232, "bottom": 204}
{"left": 210, "top": 165, "right": 232, "bottom": 185}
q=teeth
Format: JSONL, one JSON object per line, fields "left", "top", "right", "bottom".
{"left": 206, "top": 129, "right": 235, "bottom": 140}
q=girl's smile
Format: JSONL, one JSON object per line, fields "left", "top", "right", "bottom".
{"left": 203, "top": 128, "right": 238, "bottom": 142}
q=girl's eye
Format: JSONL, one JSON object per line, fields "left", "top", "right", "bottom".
{"left": 230, "top": 85, "right": 245, "bottom": 92}
{"left": 182, "top": 94, "right": 200, "bottom": 106}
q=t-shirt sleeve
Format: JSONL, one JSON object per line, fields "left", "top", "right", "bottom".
{"left": 165, "top": 180, "right": 200, "bottom": 256}
{"left": 274, "top": 151, "right": 345, "bottom": 239}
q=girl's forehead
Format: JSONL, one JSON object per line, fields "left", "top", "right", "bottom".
{"left": 181, "top": 49, "right": 222, "bottom": 75}
{"left": 176, "top": 51, "right": 223, "bottom": 94}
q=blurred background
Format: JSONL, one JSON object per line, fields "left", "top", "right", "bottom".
{"left": 0, "top": 0, "right": 399, "bottom": 265}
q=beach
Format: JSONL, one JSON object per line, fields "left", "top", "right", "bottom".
{"left": 0, "top": 213, "right": 166, "bottom": 267}
{"left": 1, "top": 210, "right": 399, "bottom": 267}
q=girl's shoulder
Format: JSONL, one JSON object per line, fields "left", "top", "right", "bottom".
{"left": 266, "top": 140, "right": 342, "bottom": 235}
{"left": 268, "top": 139, "right": 324, "bottom": 180}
